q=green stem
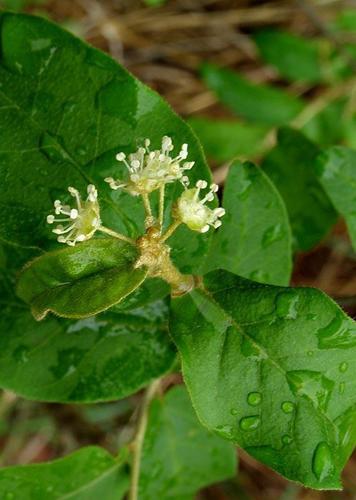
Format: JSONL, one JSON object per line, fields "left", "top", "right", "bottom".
{"left": 98, "top": 226, "right": 136, "bottom": 245}
{"left": 158, "top": 185, "right": 165, "bottom": 232}
{"left": 160, "top": 220, "right": 181, "bottom": 242}
{"left": 129, "top": 380, "right": 161, "bottom": 500}
{"left": 142, "top": 193, "right": 152, "bottom": 218}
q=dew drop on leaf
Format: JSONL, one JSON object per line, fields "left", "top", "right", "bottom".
{"left": 339, "top": 361, "right": 348, "bottom": 373}
{"left": 239, "top": 415, "right": 261, "bottom": 431}
{"left": 312, "top": 442, "right": 335, "bottom": 482}
{"left": 247, "top": 392, "right": 262, "bottom": 406}
{"left": 282, "top": 434, "right": 293, "bottom": 445}
{"left": 275, "top": 291, "right": 299, "bottom": 320}
{"left": 262, "top": 224, "right": 283, "bottom": 247}
{"left": 281, "top": 401, "right": 295, "bottom": 414}
{"left": 230, "top": 408, "right": 238, "bottom": 416}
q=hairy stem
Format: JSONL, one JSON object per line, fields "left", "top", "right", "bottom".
{"left": 142, "top": 193, "right": 153, "bottom": 218}
{"left": 160, "top": 220, "right": 181, "bottom": 242}
{"left": 158, "top": 185, "right": 165, "bottom": 232}
{"left": 129, "top": 379, "right": 161, "bottom": 500}
{"left": 98, "top": 226, "right": 136, "bottom": 245}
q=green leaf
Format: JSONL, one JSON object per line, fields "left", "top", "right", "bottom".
{"left": 1, "top": 241, "right": 175, "bottom": 402}
{"left": 254, "top": 29, "right": 323, "bottom": 84}
{"left": 302, "top": 98, "right": 348, "bottom": 147}
{"left": 16, "top": 239, "right": 147, "bottom": 320}
{"left": 0, "top": 446, "right": 129, "bottom": 499}
{"left": 188, "top": 117, "right": 269, "bottom": 163}
{"left": 0, "top": 12, "right": 212, "bottom": 271}
{"left": 262, "top": 128, "right": 337, "bottom": 251}
{"left": 139, "top": 385, "right": 237, "bottom": 499}
{"left": 170, "top": 270, "right": 356, "bottom": 489}
{"left": 203, "top": 161, "right": 292, "bottom": 285}
{"left": 316, "top": 146, "right": 356, "bottom": 251}
{"left": 201, "top": 63, "right": 304, "bottom": 126}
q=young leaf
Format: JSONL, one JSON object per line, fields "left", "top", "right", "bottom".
{"left": 170, "top": 270, "right": 356, "bottom": 489}
{"left": 0, "top": 12, "right": 211, "bottom": 271}
{"left": 16, "top": 239, "right": 147, "bottom": 320}
{"left": 203, "top": 161, "right": 292, "bottom": 286}
{"left": 139, "top": 385, "right": 237, "bottom": 499}
{"left": 188, "top": 117, "right": 269, "bottom": 163}
{"left": 0, "top": 447, "right": 129, "bottom": 499}
{"left": 201, "top": 63, "right": 304, "bottom": 126}
{"left": 253, "top": 29, "right": 323, "bottom": 84}
{"left": 316, "top": 146, "right": 356, "bottom": 250}
{"left": 262, "top": 128, "right": 337, "bottom": 251}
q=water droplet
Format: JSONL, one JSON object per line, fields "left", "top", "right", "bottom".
{"left": 317, "top": 313, "right": 356, "bottom": 349}
{"left": 282, "top": 434, "right": 293, "bottom": 445}
{"left": 339, "top": 362, "right": 348, "bottom": 373}
{"left": 13, "top": 345, "right": 29, "bottom": 364}
{"left": 39, "top": 132, "right": 70, "bottom": 163}
{"left": 230, "top": 408, "right": 238, "bottom": 416}
{"left": 307, "top": 350, "right": 314, "bottom": 357}
{"left": 287, "top": 370, "right": 334, "bottom": 412}
{"left": 281, "top": 401, "right": 295, "bottom": 414}
{"left": 339, "top": 382, "right": 345, "bottom": 394}
{"left": 249, "top": 270, "right": 269, "bottom": 283}
{"left": 312, "top": 442, "right": 335, "bottom": 482}
{"left": 31, "top": 38, "right": 51, "bottom": 51}
{"left": 239, "top": 415, "right": 261, "bottom": 431}
{"left": 275, "top": 291, "right": 299, "bottom": 320}
{"left": 215, "top": 425, "right": 233, "bottom": 439}
{"left": 247, "top": 392, "right": 262, "bottom": 406}
{"left": 262, "top": 224, "right": 283, "bottom": 247}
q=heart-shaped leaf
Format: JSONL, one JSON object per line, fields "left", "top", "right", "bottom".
{"left": 16, "top": 238, "right": 146, "bottom": 320}
{"left": 316, "top": 146, "right": 356, "bottom": 251}
{"left": 170, "top": 270, "right": 356, "bottom": 489}
{"left": 203, "top": 161, "right": 292, "bottom": 285}
{"left": 0, "top": 12, "right": 211, "bottom": 271}
{"left": 262, "top": 128, "right": 337, "bottom": 251}
{"left": 139, "top": 385, "right": 237, "bottom": 499}
{"left": 0, "top": 447, "right": 128, "bottom": 499}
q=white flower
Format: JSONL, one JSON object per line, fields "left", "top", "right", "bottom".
{"left": 105, "top": 136, "right": 195, "bottom": 196}
{"left": 175, "top": 180, "right": 225, "bottom": 233}
{"left": 47, "top": 185, "right": 101, "bottom": 246}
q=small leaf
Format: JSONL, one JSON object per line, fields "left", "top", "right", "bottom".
{"left": 203, "top": 161, "right": 292, "bottom": 286}
{"left": 201, "top": 63, "right": 304, "bottom": 126}
{"left": 316, "top": 146, "right": 356, "bottom": 250}
{"left": 262, "top": 128, "right": 337, "bottom": 251}
{"left": 302, "top": 98, "right": 348, "bottom": 146}
{"left": 139, "top": 385, "right": 237, "bottom": 499}
{"left": 0, "top": 447, "right": 129, "bottom": 499}
{"left": 254, "top": 29, "right": 323, "bottom": 83}
{"left": 170, "top": 270, "right": 356, "bottom": 489}
{"left": 16, "top": 238, "right": 147, "bottom": 320}
{"left": 188, "top": 117, "right": 269, "bottom": 163}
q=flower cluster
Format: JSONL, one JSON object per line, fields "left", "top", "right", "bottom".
{"left": 47, "top": 185, "right": 101, "bottom": 246}
{"left": 175, "top": 180, "right": 225, "bottom": 233}
{"left": 104, "top": 136, "right": 194, "bottom": 196}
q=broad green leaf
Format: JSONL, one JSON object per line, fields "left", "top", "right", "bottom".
{"left": 316, "top": 146, "right": 356, "bottom": 250}
{"left": 253, "top": 29, "right": 323, "bottom": 84}
{"left": 0, "top": 446, "right": 129, "bottom": 499}
{"left": 203, "top": 161, "right": 292, "bottom": 285}
{"left": 170, "top": 270, "right": 356, "bottom": 489}
{"left": 139, "top": 385, "right": 237, "bottom": 499}
{"left": 0, "top": 12, "right": 212, "bottom": 272}
{"left": 201, "top": 63, "right": 304, "bottom": 126}
{"left": 1, "top": 243, "right": 175, "bottom": 402}
{"left": 262, "top": 128, "right": 337, "bottom": 251}
{"left": 188, "top": 117, "right": 269, "bottom": 163}
{"left": 16, "top": 239, "right": 147, "bottom": 320}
